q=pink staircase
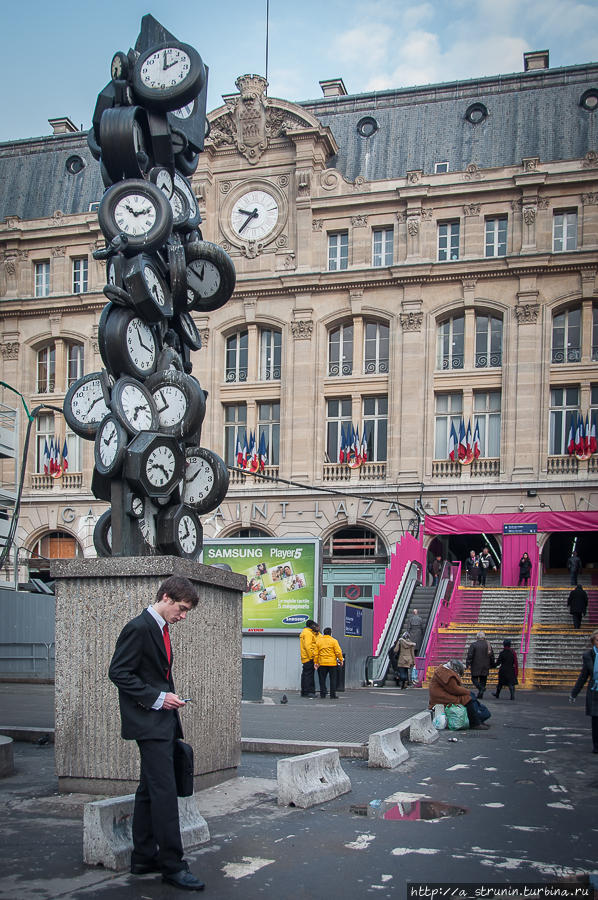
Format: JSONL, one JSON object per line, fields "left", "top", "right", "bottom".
{"left": 425, "top": 588, "right": 484, "bottom": 672}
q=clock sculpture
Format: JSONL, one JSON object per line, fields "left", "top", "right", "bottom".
{"left": 64, "top": 16, "right": 233, "bottom": 560}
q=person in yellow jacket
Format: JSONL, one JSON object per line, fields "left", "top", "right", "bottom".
{"left": 314, "top": 627, "right": 344, "bottom": 699}
{"left": 299, "top": 619, "right": 319, "bottom": 697}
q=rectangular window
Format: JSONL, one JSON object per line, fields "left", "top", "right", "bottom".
{"left": 434, "top": 162, "right": 449, "bottom": 173}
{"left": 225, "top": 331, "right": 248, "bottom": 382}
{"left": 591, "top": 385, "right": 598, "bottom": 442}
{"left": 549, "top": 386, "right": 579, "bottom": 455}
{"left": 326, "top": 397, "right": 351, "bottom": 462}
{"left": 328, "top": 232, "right": 349, "bottom": 271}
{"left": 552, "top": 308, "right": 581, "bottom": 363}
{"left": 363, "top": 395, "right": 387, "bottom": 461}
{"left": 328, "top": 324, "right": 353, "bottom": 376}
{"left": 475, "top": 315, "right": 502, "bottom": 368}
{"left": 364, "top": 322, "right": 389, "bottom": 375}
{"left": 592, "top": 306, "right": 598, "bottom": 362}
{"left": 485, "top": 217, "right": 508, "bottom": 257}
{"left": 67, "top": 343, "right": 84, "bottom": 388}
{"left": 474, "top": 391, "right": 501, "bottom": 457}
{"left": 553, "top": 210, "right": 578, "bottom": 252}
{"left": 259, "top": 329, "right": 281, "bottom": 381}
{"left": 372, "top": 228, "right": 393, "bottom": 267}
{"left": 37, "top": 346, "right": 55, "bottom": 393}
{"left": 72, "top": 257, "right": 89, "bottom": 294}
{"left": 437, "top": 316, "right": 464, "bottom": 370}
{"left": 435, "top": 393, "right": 462, "bottom": 458}
{"left": 224, "top": 404, "right": 247, "bottom": 466}
{"left": 437, "top": 221, "right": 460, "bottom": 261}
{"left": 35, "top": 261, "right": 50, "bottom": 297}
{"left": 257, "top": 402, "right": 280, "bottom": 466}
{"left": 36, "top": 413, "right": 54, "bottom": 473}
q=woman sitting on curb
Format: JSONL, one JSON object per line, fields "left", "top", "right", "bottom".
{"left": 428, "top": 658, "right": 490, "bottom": 730}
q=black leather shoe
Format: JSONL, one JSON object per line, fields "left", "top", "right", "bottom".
{"left": 131, "top": 860, "right": 161, "bottom": 875}
{"left": 162, "top": 869, "right": 205, "bottom": 891}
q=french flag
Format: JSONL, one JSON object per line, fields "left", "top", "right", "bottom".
{"left": 354, "top": 425, "right": 362, "bottom": 465}
{"left": 590, "top": 418, "right": 597, "bottom": 455}
{"left": 248, "top": 432, "right": 259, "bottom": 473}
{"left": 258, "top": 431, "right": 268, "bottom": 471}
{"left": 43, "top": 438, "right": 50, "bottom": 475}
{"left": 338, "top": 424, "right": 346, "bottom": 464}
{"left": 62, "top": 437, "right": 69, "bottom": 472}
{"left": 575, "top": 416, "right": 584, "bottom": 456}
{"left": 567, "top": 416, "right": 576, "bottom": 455}
{"left": 236, "top": 433, "right": 244, "bottom": 467}
{"left": 584, "top": 415, "right": 591, "bottom": 456}
{"left": 458, "top": 419, "right": 467, "bottom": 461}
{"left": 473, "top": 420, "right": 481, "bottom": 459}
{"left": 466, "top": 419, "right": 473, "bottom": 459}
{"left": 448, "top": 421, "right": 457, "bottom": 461}
{"left": 361, "top": 425, "right": 368, "bottom": 463}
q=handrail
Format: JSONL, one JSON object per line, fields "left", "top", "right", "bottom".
{"left": 364, "top": 560, "right": 422, "bottom": 684}
{"left": 519, "top": 581, "right": 537, "bottom": 684}
{"left": 416, "top": 561, "right": 461, "bottom": 684}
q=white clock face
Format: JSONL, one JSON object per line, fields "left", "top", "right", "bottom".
{"left": 114, "top": 193, "right": 157, "bottom": 236}
{"left": 152, "top": 385, "right": 187, "bottom": 427}
{"left": 146, "top": 445, "right": 176, "bottom": 487}
{"left": 120, "top": 384, "right": 153, "bottom": 431}
{"left": 139, "top": 500, "right": 157, "bottom": 546}
{"left": 71, "top": 379, "right": 109, "bottom": 425}
{"left": 184, "top": 456, "right": 214, "bottom": 504}
{"left": 169, "top": 189, "right": 188, "bottom": 224}
{"left": 174, "top": 173, "right": 197, "bottom": 214}
{"left": 144, "top": 266, "right": 166, "bottom": 306}
{"left": 187, "top": 259, "right": 220, "bottom": 299}
{"left": 155, "top": 170, "right": 173, "bottom": 198}
{"left": 132, "top": 496, "right": 144, "bottom": 517}
{"left": 172, "top": 101, "right": 195, "bottom": 119}
{"left": 231, "top": 190, "right": 279, "bottom": 240}
{"left": 140, "top": 48, "right": 191, "bottom": 90}
{"left": 99, "top": 420, "right": 119, "bottom": 465}
{"left": 126, "top": 318, "right": 156, "bottom": 371}
{"left": 178, "top": 514, "right": 197, "bottom": 553}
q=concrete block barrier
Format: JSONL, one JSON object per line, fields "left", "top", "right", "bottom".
{"left": 277, "top": 748, "right": 351, "bottom": 808}
{"left": 83, "top": 793, "right": 210, "bottom": 870}
{"left": 368, "top": 724, "right": 409, "bottom": 768}
{"left": 0, "top": 735, "right": 14, "bottom": 777}
{"left": 408, "top": 710, "right": 439, "bottom": 744}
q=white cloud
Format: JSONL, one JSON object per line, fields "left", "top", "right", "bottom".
{"left": 332, "top": 23, "right": 393, "bottom": 68}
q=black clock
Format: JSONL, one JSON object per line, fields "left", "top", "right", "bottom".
{"left": 156, "top": 345, "right": 184, "bottom": 373}
{"left": 182, "top": 446, "right": 229, "bottom": 513}
{"left": 157, "top": 503, "right": 202, "bottom": 559}
{"left": 101, "top": 304, "right": 159, "bottom": 379}
{"left": 169, "top": 181, "right": 191, "bottom": 230}
{"left": 93, "top": 509, "right": 112, "bottom": 557}
{"left": 110, "top": 51, "right": 130, "bottom": 82}
{"left": 146, "top": 369, "right": 206, "bottom": 439}
{"left": 167, "top": 235, "right": 188, "bottom": 312}
{"left": 103, "top": 283, "right": 132, "bottom": 307}
{"left": 185, "top": 240, "right": 236, "bottom": 312}
{"left": 110, "top": 376, "right": 159, "bottom": 435}
{"left": 99, "top": 107, "right": 151, "bottom": 181}
{"left": 172, "top": 311, "right": 202, "bottom": 351}
{"left": 106, "top": 254, "right": 125, "bottom": 288}
{"left": 98, "top": 179, "right": 173, "bottom": 256}
{"left": 94, "top": 413, "right": 129, "bottom": 477}
{"left": 174, "top": 171, "right": 201, "bottom": 230}
{"left": 124, "top": 431, "right": 185, "bottom": 498}
{"left": 123, "top": 253, "right": 173, "bottom": 322}
{"left": 132, "top": 41, "right": 206, "bottom": 112}
{"left": 91, "top": 466, "right": 112, "bottom": 502}
{"left": 63, "top": 371, "right": 112, "bottom": 440}
{"left": 148, "top": 165, "right": 174, "bottom": 199}
{"left": 126, "top": 492, "right": 145, "bottom": 520}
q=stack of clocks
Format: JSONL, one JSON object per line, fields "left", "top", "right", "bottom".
{"left": 63, "top": 25, "right": 233, "bottom": 561}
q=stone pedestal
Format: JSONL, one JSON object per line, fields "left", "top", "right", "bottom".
{"left": 51, "top": 556, "right": 246, "bottom": 795}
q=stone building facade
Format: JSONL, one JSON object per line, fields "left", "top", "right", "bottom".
{"left": 1, "top": 52, "right": 597, "bottom": 599}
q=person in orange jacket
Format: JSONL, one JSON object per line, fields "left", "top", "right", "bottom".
{"left": 299, "top": 620, "right": 319, "bottom": 697}
{"left": 314, "top": 627, "right": 344, "bottom": 699}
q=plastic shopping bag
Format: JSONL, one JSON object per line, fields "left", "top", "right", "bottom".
{"left": 410, "top": 666, "right": 418, "bottom": 684}
{"left": 433, "top": 712, "right": 447, "bottom": 729}
{"left": 445, "top": 703, "right": 469, "bottom": 730}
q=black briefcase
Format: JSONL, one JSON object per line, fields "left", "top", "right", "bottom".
{"left": 173, "top": 739, "right": 194, "bottom": 797}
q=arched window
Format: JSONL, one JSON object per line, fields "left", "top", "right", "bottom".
{"left": 364, "top": 321, "right": 389, "bottom": 374}
{"left": 259, "top": 328, "right": 281, "bottom": 381}
{"left": 225, "top": 330, "right": 248, "bottom": 382}
{"left": 323, "top": 526, "right": 387, "bottom": 564}
{"left": 28, "top": 531, "right": 82, "bottom": 583}
{"left": 475, "top": 314, "right": 502, "bottom": 368}
{"left": 36, "top": 344, "right": 55, "bottom": 393}
{"left": 552, "top": 306, "right": 581, "bottom": 363}
{"left": 437, "top": 315, "right": 464, "bottom": 370}
{"left": 226, "top": 527, "right": 270, "bottom": 538}
{"left": 328, "top": 323, "right": 353, "bottom": 376}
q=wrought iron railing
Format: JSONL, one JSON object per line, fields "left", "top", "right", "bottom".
{"left": 475, "top": 352, "right": 502, "bottom": 367}
{"left": 551, "top": 348, "right": 581, "bottom": 363}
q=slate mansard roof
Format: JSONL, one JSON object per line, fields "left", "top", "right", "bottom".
{"left": 300, "top": 63, "right": 598, "bottom": 182}
{"left": 1, "top": 62, "right": 597, "bottom": 224}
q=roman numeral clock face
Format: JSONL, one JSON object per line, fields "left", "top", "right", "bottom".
{"left": 231, "top": 190, "right": 279, "bottom": 241}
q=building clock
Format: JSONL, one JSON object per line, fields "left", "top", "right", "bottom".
{"left": 230, "top": 189, "right": 279, "bottom": 241}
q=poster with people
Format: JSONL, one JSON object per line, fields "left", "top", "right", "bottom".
{"left": 202, "top": 538, "right": 321, "bottom": 633}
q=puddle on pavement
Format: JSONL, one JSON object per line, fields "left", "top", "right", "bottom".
{"left": 350, "top": 799, "right": 467, "bottom": 821}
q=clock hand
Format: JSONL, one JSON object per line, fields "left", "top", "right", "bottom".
{"left": 181, "top": 522, "right": 190, "bottom": 539}
{"left": 238, "top": 208, "right": 259, "bottom": 235}
{"left": 150, "top": 463, "right": 170, "bottom": 479}
{"left": 186, "top": 467, "right": 201, "bottom": 483}
{"left": 155, "top": 391, "right": 169, "bottom": 413}
{"left": 237, "top": 208, "right": 255, "bottom": 216}
{"left": 134, "top": 322, "right": 153, "bottom": 353}
{"left": 102, "top": 431, "right": 115, "bottom": 446}
{"left": 197, "top": 263, "right": 205, "bottom": 281}
{"left": 85, "top": 396, "right": 102, "bottom": 416}
{"left": 132, "top": 404, "right": 148, "bottom": 421}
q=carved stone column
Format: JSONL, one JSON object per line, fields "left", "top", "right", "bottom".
{"left": 289, "top": 303, "right": 316, "bottom": 480}
{"left": 511, "top": 288, "right": 541, "bottom": 476}
{"left": 397, "top": 297, "right": 424, "bottom": 479}
{"left": 463, "top": 204, "right": 482, "bottom": 258}
{"left": 581, "top": 192, "right": 598, "bottom": 248}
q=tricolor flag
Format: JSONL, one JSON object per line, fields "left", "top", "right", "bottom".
{"left": 248, "top": 432, "right": 259, "bottom": 473}
{"left": 361, "top": 425, "right": 368, "bottom": 463}
{"left": 43, "top": 438, "right": 50, "bottom": 475}
{"left": 49, "top": 437, "right": 56, "bottom": 475}
{"left": 241, "top": 431, "right": 248, "bottom": 469}
{"left": 473, "top": 420, "right": 481, "bottom": 459}
{"left": 466, "top": 419, "right": 473, "bottom": 459}
{"left": 258, "top": 431, "right": 268, "bottom": 471}
{"left": 567, "top": 415, "right": 576, "bottom": 455}
{"left": 236, "top": 433, "right": 244, "bottom": 467}
{"left": 339, "top": 424, "right": 346, "bottom": 464}
{"left": 354, "top": 425, "right": 362, "bottom": 466}
{"left": 584, "top": 415, "right": 591, "bottom": 456}
{"left": 448, "top": 421, "right": 457, "bottom": 461}
{"left": 589, "top": 418, "right": 597, "bottom": 455}
{"left": 575, "top": 415, "right": 584, "bottom": 456}
{"left": 458, "top": 419, "right": 467, "bottom": 461}
{"left": 62, "top": 437, "right": 69, "bottom": 472}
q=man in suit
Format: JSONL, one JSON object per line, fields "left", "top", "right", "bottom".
{"left": 109, "top": 575, "right": 204, "bottom": 891}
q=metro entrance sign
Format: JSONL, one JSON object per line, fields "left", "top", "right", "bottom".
{"left": 503, "top": 523, "right": 538, "bottom": 535}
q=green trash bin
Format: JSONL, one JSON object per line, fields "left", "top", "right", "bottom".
{"left": 241, "top": 653, "right": 265, "bottom": 701}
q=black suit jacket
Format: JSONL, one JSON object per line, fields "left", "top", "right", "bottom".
{"left": 109, "top": 609, "right": 183, "bottom": 741}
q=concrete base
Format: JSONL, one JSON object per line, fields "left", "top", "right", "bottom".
{"left": 242, "top": 737, "right": 367, "bottom": 758}
{"left": 368, "top": 724, "right": 409, "bottom": 768}
{"left": 59, "top": 765, "right": 237, "bottom": 797}
{"left": 83, "top": 793, "right": 210, "bottom": 871}
{"left": 277, "top": 748, "right": 351, "bottom": 808}
{"left": 0, "top": 735, "right": 14, "bottom": 777}
{"left": 408, "top": 710, "right": 439, "bottom": 744}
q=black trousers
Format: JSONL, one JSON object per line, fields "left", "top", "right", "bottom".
{"left": 318, "top": 665, "right": 338, "bottom": 697}
{"left": 465, "top": 699, "right": 481, "bottom": 727}
{"left": 592, "top": 716, "right": 598, "bottom": 751}
{"left": 571, "top": 613, "right": 582, "bottom": 629}
{"left": 471, "top": 674, "right": 487, "bottom": 696}
{"left": 133, "top": 716, "right": 184, "bottom": 874}
{"left": 301, "top": 660, "right": 316, "bottom": 695}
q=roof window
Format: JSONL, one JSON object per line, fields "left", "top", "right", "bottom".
{"left": 580, "top": 89, "right": 598, "bottom": 111}
{"left": 464, "top": 102, "right": 488, "bottom": 124}
{"left": 65, "top": 155, "right": 85, "bottom": 175}
{"left": 357, "top": 116, "right": 378, "bottom": 138}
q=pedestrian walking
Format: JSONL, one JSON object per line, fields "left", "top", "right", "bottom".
{"left": 569, "top": 629, "right": 598, "bottom": 754}
{"left": 466, "top": 630, "right": 495, "bottom": 699}
{"left": 493, "top": 639, "right": 518, "bottom": 699}
{"left": 518, "top": 552, "right": 532, "bottom": 587}
{"left": 314, "top": 627, "right": 344, "bottom": 699}
{"left": 478, "top": 547, "right": 497, "bottom": 587}
{"left": 299, "top": 619, "right": 319, "bottom": 697}
{"left": 428, "top": 659, "right": 489, "bottom": 730}
{"left": 392, "top": 631, "right": 416, "bottom": 689}
{"left": 567, "top": 550, "right": 583, "bottom": 586}
{"left": 108, "top": 575, "right": 205, "bottom": 891}
{"left": 465, "top": 550, "right": 479, "bottom": 586}
{"left": 430, "top": 555, "right": 443, "bottom": 587}
{"left": 567, "top": 584, "right": 588, "bottom": 629}
{"left": 405, "top": 608, "right": 424, "bottom": 653}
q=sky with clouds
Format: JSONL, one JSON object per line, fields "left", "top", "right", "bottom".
{"left": 0, "top": 0, "right": 596, "bottom": 142}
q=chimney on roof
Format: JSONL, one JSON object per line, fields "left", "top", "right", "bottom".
{"left": 319, "top": 78, "right": 348, "bottom": 97}
{"left": 523, "top": 50, "right": 549, "bottom": 71}
{"left": 48, "top": 117, "right": 79, "bottom": 135}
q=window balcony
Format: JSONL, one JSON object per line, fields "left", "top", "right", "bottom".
{"left": 546, "top": 455, "right": 579, "bottom": 475}
{"left": 228, "top": 465, "right": 279, "bottom": 487}
{"left": 323, "top": 463, "right": 351, "bottom": 482}
{"left": 551, "top": 348, "right": 581, "bottom": 364}
{"left": 359, "top": 461, "right": 386, "bottom": 480}
{"left": 432, "top": 458, "right": 500, "bottom": 478}
{"left": 475, "top": 352, "right": 502, "bottom": 368}
{"left": 31, "top": 472, "right": 83, "bottom": 490}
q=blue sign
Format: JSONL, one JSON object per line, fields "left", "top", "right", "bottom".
{"left": 345, "top": 604, "right": 363, "bottom": 637}
{"left": 503, "top": 523, "right": 538, "bottom": 535}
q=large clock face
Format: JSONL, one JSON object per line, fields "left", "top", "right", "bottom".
{"left": 143, "top": 265, "right": 166, "bottom": 307}
{"left": 126, "top": 318, "right": 157, "bottom": 372}
{"left": 119, "top": 383, "right": 155, "bottom": 431}
{"left": 69, "top": 378, "right": 109, "bottom": 428}
{"left": 114, "top": 193, "right": 158, "bottom": 236}
{"left": 178, "top": 514, "right": 198, "bottom": 554}
{"left": 184, "top": 455, "right": 215, "bottom": 505}
{"left": 140, "top": 48, "right": 191, "bottom": 90}
{"left": 186, "top": 259, "right": 220, "bottom": 300}
{"left": 146, "top": 444, "right": 177, "bottom": 487}
{"left": 152, "top": 384, "right": 188, "bottom": 428}
{"left": 231, "top": 190, "right": 279, "bottom": 241}
{"left": 98, "top": 419, "right": 119, "bottom": 466}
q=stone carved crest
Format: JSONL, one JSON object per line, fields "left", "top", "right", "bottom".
{"left": 51, "top": 210, "right": 64, "bottom": 226}
{"left": 199, "top": 328, "right": 209, "bottom": 348}
{"left": 0, "top": 341, "right": 19, "bottom": 359}
{"left": 291, "top": 320, "right": 313, "bottom": 340}
{"left": 351, "top": 215, "right": 368, "bottom": 227}
{"left": 582, "top": 192, "right": 598, "bottom": 205}
{"left": 421, "top": 209, "right": 433, "bottom": 221}
{"left": 400, "top": 312, "right": 423, "bottom": 332}
{"left": 407, "top": 217, "right": 420, "bottom": 236}
{"left": 5, "top": 217, "right": 19, "bottom": 229}
{"left": 522, "top": 157, "right": 539, "bottom": 172}
{"left": 537, "top": 198, "right": 549, "bottom": 209}
{"left": 523, "top": 206, "right": 536, "bottom": 225}
{"left": 312, "top": 220, "right": 323, "bottom": 232}
{"left": 464, "top": 163, "right": 483, "bottom": 181}
{"left": 583, "top": 150, "right": 598, "bottom": 168}
{"left": 406, "top": 171, "right": 422, "bottom": 184}
{"left": 463, "top": 204, "right": 481, "bottom": 217}
{"left": 514, "top": 303, "right": 540, "bottom": 324}
{"left": 241, "top": 240, "right": 263, "bottom": 259}
{"left": 4, "top": 256, "right": 16, "bottom": 276}
{"left": 52, "top": 246, "right": 66, "bottom": 258}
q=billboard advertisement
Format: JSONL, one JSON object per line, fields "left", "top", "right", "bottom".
{"left": 202, "top": 538, "right": 321, "bottom": 633}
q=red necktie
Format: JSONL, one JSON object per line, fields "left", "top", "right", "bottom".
{"left": 163, "top": 623, "right": 172, "bottom": 672}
